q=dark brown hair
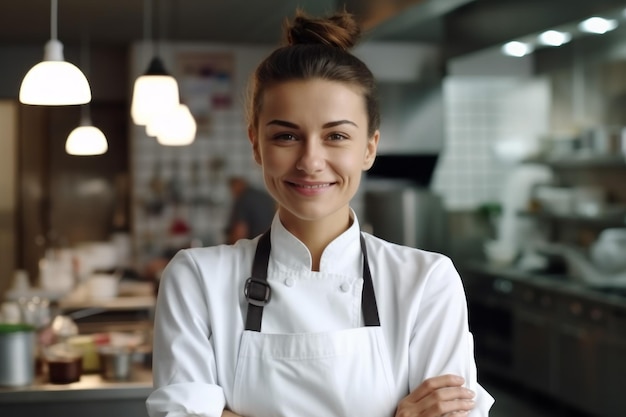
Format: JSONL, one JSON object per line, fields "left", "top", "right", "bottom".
{"left": 247, "top": 9, "right": 380, "bottom": 137}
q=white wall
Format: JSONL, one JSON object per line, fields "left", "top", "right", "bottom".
{"left": 433, "top": 48, "right": 551, "bottom": 210}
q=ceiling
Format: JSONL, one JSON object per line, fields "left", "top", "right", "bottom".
{"left": 2, "top": 0, "right": 626, "bottom": 58}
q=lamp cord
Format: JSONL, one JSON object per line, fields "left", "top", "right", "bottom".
{"left": 51, "top": 0, "right": 58, "bottom": 40}
{"left": 143, "top": 0, "right": 153, "bottom": 61}
{"left": 80, "top": 30, "right": 91, "bottom": 121}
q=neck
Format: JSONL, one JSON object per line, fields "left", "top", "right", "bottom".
{"left": 279, "top": 208, "right": 353, "bottom": 271}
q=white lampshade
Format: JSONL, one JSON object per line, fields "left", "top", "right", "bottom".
{"left": 65, "top": 117, "right": 108, "bottom": 156}
{"left": 153, "top": 104, "right": 196, "bottom": 146}
{"left": 19, "top": 39, "right": 92, "bottom": 105}
{"left": 131, "top": 57, "right": 180, "bottom": 125}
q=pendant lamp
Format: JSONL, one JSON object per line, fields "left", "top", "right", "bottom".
{"left": 131, "top": 57, "right": 180, "bottom": 125}
{"left": 65, "top": 112, "right": 108, "bottom": 156}
{"left": 19, "top": 0, "right": 91, "bottom": 105}
{"left": 65, "top": 31, "right": 107, "bottom": 155}
{"left": 131, "top": 0, "right": 179, "bottom": 126}
{"left": 153, "top": 104, "right": 197, "bottom": 146}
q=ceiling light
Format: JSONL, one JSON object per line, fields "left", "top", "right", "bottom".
{"left": 501, "top": 41, "right": 533, "bottom": 57}
{"left": 131, "top": 57, "right": 180, "bottom": 125}
{"left": 65, "top": 114, "right": 108, "bottom": 156}
{"left": 538, "top": 30, "right": 572, "bottom": 46}
{"left": 19, "top": 0, "right": 91, "bottom": 105}
{"left": 65, "top": 32, "right": 107, "bottom": 156}
{"left": 152, "top": 104, "right": 197, "bottom": 146}
{"left": 578, "top": 17, "right": 618, "bottom": 34}
{"left": 130, "top": 0, "right": 179, "bottom": 125}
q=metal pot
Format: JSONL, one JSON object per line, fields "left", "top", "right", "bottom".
{"left": 98, "top": 345, "right": 134, "bottom": 381}
{"left": 0, "top": 323, "right": 35, "bottom": 387}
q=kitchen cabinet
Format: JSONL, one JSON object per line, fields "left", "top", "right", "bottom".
{"left": 464, "top": 275, "right": 514, "bottom": 377}
{"left": 554, "top": 295, "right": 607, "bottom": 415}
{"left": 604, "top": 308, "right": 626, "bottom": 417}
{"left": 461, "top": 263, "right": 626, "bottom": 416}
{"left": 512, "top": 283, "right": 556, "bottom": 395}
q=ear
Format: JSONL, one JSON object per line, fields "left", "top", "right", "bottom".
{"left": 362, "top": 130, "right": 379, "bottom": 170}
{"left": 248, "top": 127, "right": 262, "bottom": 166}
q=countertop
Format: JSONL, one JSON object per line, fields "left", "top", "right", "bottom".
{"left": 0, "top": 366, "right": 153, "bottom": 403}
{"left": 460, "top": 261, "right": 626, "bottom": 308}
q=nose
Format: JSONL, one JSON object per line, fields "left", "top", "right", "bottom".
{"left": 296, "top": 139, "right": 325, "bottom": 173}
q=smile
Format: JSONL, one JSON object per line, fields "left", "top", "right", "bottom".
{"left": 287, "top": 181, "right": 335, "bottom": 192}
{"left": 295, "top": 183, "right": 331, "bottom": 189}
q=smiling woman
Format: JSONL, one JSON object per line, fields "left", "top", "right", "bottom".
{"left": 251, "top": 78, "right": 378, "bottom": 250}
{"left": 146, "top": 9, "right": 493, "bottom": 417}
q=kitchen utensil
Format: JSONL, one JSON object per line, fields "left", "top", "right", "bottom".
{"left": 88, "top": 273, "right": 120, "bottom": 299}
{"left": 50, "top": 314, "right": 79, "bottom": 341}
{"left": 98, "top": 345, "right": 134, "bottom": 381}
{"left": 534, "top": 186, "right": 574, "bottom": 215}
{"left": 484, "top": 239, "right": 518, "bottom": 267}
{"left": 0, "top": 323, "right": 35, "bottom": 387}
{"left": 590, "top": 228, "right": 626, "bottom": 274}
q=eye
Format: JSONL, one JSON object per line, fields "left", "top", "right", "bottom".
{"left": 328, "top": 132, "right": 349, "bottom": 141}
{"left": 273, "top": 132, "right": 298, "bottom": 141}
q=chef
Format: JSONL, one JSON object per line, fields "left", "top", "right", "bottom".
{"left": 146, "top": 9, "right": 494, "bottom": 417}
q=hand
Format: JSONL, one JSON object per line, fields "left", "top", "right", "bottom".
{"left": 395, "top": 374, "right": 475, "bottom": 417}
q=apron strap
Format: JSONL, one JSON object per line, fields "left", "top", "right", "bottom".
{"left": 244, "top": 230, "right": 272, "bottom": 331}
{"left": 244, "top": 230, "right": 380, "bottom": 331}
{"left": 360, "top": 234, "right": 380, "bottom": 327}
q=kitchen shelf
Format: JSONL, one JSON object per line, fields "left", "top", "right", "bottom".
{"left": 58, "top": 295, "right": 156, "bottom": 311}
{"left": 526, "top": 154, "right": 626, "bottom": 169}
{"left": 517, "top": 210, "right": 626, "bottom": 228}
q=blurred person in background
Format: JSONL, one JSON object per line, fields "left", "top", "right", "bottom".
{"left": 225, "top": 176, "right": 276, "bottom": 244}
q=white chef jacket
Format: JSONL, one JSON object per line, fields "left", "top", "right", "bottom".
{"left": 146, "top": 213, "right": 494, "bottom": 417}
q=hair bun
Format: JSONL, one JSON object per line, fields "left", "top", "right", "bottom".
{"left": 285, "top": 9, "right": 361, "bottom": 51}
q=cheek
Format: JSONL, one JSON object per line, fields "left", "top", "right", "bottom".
{"left": 334, "top": 149, "right": 369, "bottom": 174}
{"left": 260, "top": 147, "right": 291, "bottom": 174}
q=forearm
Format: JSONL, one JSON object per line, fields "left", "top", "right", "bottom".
{"left": 222, "top": 411, "right": 242, "bottom": 417}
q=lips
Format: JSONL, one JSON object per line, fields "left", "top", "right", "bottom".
{"left": 287, "top": 181, "right": 334, "bottom": 189}
{"left": 285, "top": 180, "right": 336, "bottom": 196}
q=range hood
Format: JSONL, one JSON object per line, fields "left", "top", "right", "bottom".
{"left": 360, "top": 0, "right": 626, "bottom": 59}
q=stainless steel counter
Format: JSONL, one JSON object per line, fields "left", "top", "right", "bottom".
{"left": 461, "top": 261, "right": 626, "bottom": 308}
{"left": 0, "top": 367, "right": 153, "bottom": 417}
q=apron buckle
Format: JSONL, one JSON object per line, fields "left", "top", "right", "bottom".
{"left": 244, "top": 277, "right": 272, "bottom": 307}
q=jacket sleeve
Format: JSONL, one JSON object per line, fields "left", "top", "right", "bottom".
{"left": 408, "top": 257, "right": 495, "bottom": 416}
{"left": 146, "top": 250, "right": 226, "bottom": 417}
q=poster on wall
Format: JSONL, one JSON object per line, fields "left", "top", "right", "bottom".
{"left": 176, "top": 52, "right": 235, "bottom": 134}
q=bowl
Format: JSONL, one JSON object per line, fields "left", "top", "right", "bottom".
{"left": 88, "top": 274, "right": 119, "bottom": 300}
{"left": 484, "top": 240, "right": 518, "bottom": 267}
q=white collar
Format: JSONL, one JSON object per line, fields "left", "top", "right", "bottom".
{"left": 270, "top": 210, "right": 363, "bottom": 276}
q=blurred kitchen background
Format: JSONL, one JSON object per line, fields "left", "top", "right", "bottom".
{"left": 2, "top": 0, "right": 626, "bottom": 416}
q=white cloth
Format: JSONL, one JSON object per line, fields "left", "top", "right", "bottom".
{"left": 146, "top": 213, "right": 494, "bottom": 417}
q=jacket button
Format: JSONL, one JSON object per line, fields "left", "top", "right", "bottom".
{"left": 284, "top": 277, "right": 295, "bottom": 287}
{"left": 340, "top": 283, "right": 351, "bottom": 292}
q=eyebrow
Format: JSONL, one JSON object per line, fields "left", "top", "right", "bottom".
{"left": 266, "top": 119, "right": 358, "bottom": 129}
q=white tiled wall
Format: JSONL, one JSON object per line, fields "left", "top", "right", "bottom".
{"left": 432, "top": 76, "right": 551, "bottom": 210}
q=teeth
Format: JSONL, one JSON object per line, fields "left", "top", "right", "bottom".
{"left": 299, "top": 183, "right": 328, "bottom": 189}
